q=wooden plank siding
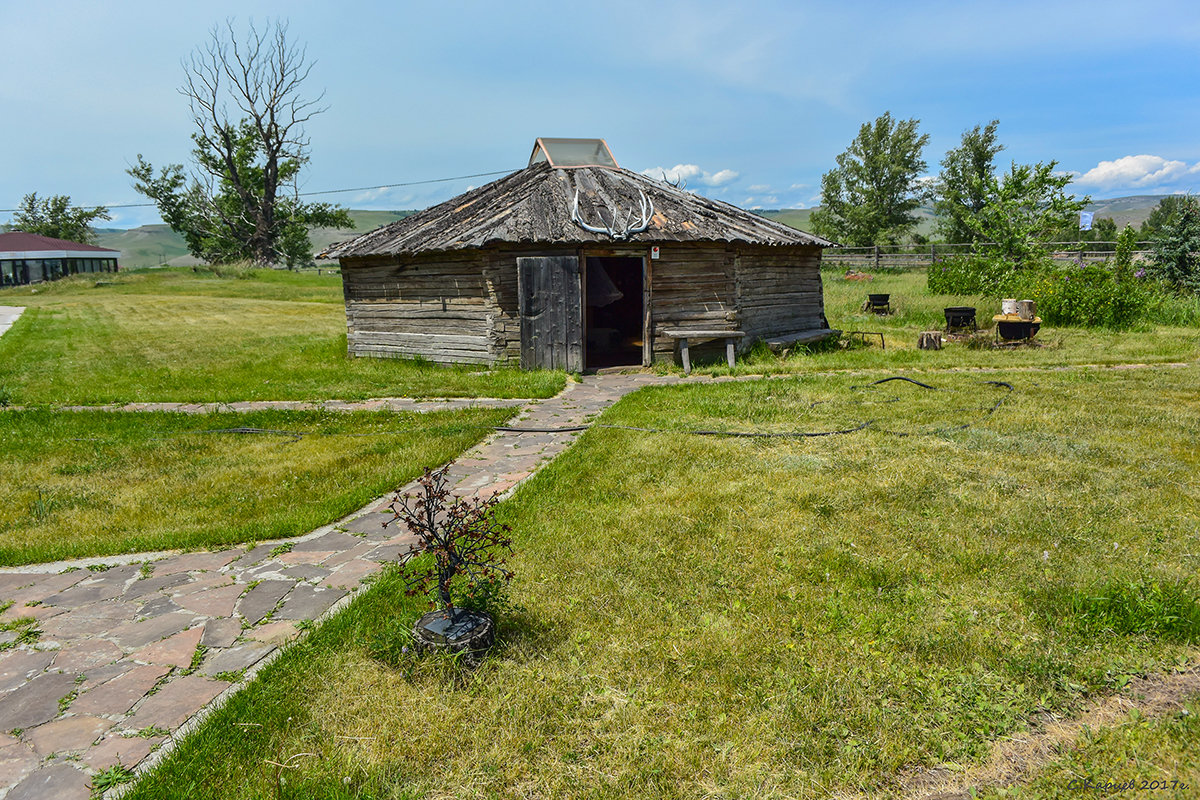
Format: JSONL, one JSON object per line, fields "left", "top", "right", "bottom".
{"left": 647, "top": 244, "right": 738, "bottom": 363}
{"left": 734, "top": 245, "right": 827, "bottom": 343}
{"left": 339, "top": 242, "right": 825, "bottom": 367}
{"left": 341, "top": 252, "right": 498, "bottom": 364}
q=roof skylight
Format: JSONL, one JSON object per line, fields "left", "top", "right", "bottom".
{"left": 528, "top": 138, "right": 618, "bottom": 168}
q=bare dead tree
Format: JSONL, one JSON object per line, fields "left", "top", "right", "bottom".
{"left": 184, "top": 19, "right": 323, "bottom": 266}
{"left": 131, "top": 19, "right": 350, "bottom": 267}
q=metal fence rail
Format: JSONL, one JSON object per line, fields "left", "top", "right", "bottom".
{"left": 823, "top": 242, "right": 1156, "bottom": 271}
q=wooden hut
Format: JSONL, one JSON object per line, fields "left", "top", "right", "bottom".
{"left": 324, "top": 138, "right": 835, "bottom": 371}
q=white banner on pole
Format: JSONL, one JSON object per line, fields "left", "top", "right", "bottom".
{"left": 1079, "top": 211, "right": 1094, "bottom": 231}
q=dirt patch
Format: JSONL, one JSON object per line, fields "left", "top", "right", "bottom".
{"left": 837, "top": 661, "right": 1200, "bottom": 800}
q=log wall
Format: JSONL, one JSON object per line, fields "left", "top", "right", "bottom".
{"left": 646, "top": 244, "right": 737, "bottom": 363}
{"left": 734, "top": 245, "right": 827, "bottom": 342}
{"left": 340, "top": 242, "right": 826, "bottom": 367}
{"left": 341, "top": 252, "right": 499, "bottom": 364}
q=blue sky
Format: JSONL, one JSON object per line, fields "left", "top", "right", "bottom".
{"left": 2, "top": 0, "right": 1199, "bottom": 228}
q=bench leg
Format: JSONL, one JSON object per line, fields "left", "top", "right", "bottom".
{"left": 726, "top": 337, "right": 736, "bottom": 369}
{"left": 680, "top": 337, "right": 691, "bottom": 375}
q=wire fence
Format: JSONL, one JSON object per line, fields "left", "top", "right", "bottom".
{"left": 823, "top": 242, "right": 1157, "bottom": 271}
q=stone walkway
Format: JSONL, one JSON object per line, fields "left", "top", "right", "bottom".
{"left": 0, "top": 307, "right": 23, "bottom": 338}
{"left": 0, "top": 373, "right": 681, "bottom": 799}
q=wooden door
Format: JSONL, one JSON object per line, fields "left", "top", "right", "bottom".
{"left": 517, "top": 256, "right": 583, "bottom": 371}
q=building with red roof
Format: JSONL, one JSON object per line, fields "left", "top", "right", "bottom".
{"left": 0, "top": 232, "right": 120, "bottom": 286}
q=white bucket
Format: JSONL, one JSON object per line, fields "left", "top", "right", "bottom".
{"left": 1017, "top": 300, "right": 1036, "bottom": 321}
{"left": 1002, "top": 299, "right": 1018, "bottom": 315}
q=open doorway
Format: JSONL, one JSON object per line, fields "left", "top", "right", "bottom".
{"left": 584, "top": 256, "right": 644, "bottom": 369}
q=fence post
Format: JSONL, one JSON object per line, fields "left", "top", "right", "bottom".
{"left": 874, "top": 245, "right": 880, "bottom": 271}
{"left": 930, "top": 243, "right": 936, "bottom": 265}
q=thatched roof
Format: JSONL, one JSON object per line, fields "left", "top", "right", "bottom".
{"left": 323, "top": 161, "right": 832, "bottom": 258}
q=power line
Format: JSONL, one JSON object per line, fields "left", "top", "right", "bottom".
{"left": 0, "top": 168, "right": 519, "bottom": 214}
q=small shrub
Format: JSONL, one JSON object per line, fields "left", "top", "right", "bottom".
{"left": 1114, "top": 225, "right": 1138, "bottom": 281}
{"left": 927, "top": 254, "right": 1025, "bottom": 296}
{"left": 384, "top": 463, "right": 514, "bottom": 618}
{"left": 1028, "top": 265, "right": 1148, "bottom": 329}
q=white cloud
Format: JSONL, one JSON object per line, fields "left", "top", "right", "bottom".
{"left": 353, "top": 187, "right": 393, "bottom": 203}
{"left": 748, "top": 184, "right": 772, "bottom": 192}
{"left": 641, "top": 164, "right": 739, "bottom": 188}
{"left": 1073, "top": 155, "right": 1200, "bottom": 191}
{"left": 704, "top": 169, "right": 739, "bottom": 187}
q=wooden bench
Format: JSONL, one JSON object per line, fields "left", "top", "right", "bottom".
{"left": 763, "top": 328, "right": 840, "bottom": 353}
{"left": 662, "top": 329, "right": 745, "bottom": 374}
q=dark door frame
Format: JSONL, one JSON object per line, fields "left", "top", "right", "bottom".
{"left": 581, "top": 249, "right": 650, "bottom": 368}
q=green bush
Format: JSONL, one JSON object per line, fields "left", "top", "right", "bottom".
{"left": 928, "top": 255, "right": 1151, "bottom": 329}
{"left": 927, "top": 254, "right": 1026, "bottom": 296}
{"left": 1027, "top": 265, "right": 1148, "bottom": 330}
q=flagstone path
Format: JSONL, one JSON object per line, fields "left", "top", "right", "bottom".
{"left": 0, "top": 307, "right": 23, "bottom": 338}
{"left": 0, "top": 372, "right": 686, "bottom": 799}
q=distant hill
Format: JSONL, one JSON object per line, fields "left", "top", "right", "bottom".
{"left": 97, "top": 209, "right": 417, "bottom": 268}
{"left": 1078, "top": 195, "right": 1166, "bottom": 229}
{"left": 758, "top": 205, "right": 938, "bottom": 237}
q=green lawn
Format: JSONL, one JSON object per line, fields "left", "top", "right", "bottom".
{"left": 0, "top": 268, "right": 565, "bottom": 404}
{"left": 123, "top": 365, "right": 1200, "bottom": 799}
{"left": 677, "top": 268, "right": 1200, "bottom": 376}
{"left": 0, "top": 407, "right": 513, "bottom": 565}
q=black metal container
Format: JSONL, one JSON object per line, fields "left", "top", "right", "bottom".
{"left": 997, "top": 320, "right": 1040, "bottom": 340}
{"left": 944, "top": 306, "right": 976, "bottom": 330}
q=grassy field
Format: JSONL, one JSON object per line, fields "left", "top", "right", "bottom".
{"left": 671, "top": 267, "right": 1200, "bottom": 377}
{"left": 0, "top": 406, "right": 512, "bottom": 565}
{"left": 123, "top": 365, "right": 1200, "bottom": 799}
{"left": 0, "top": 269, "right": 565, "bottom": 403}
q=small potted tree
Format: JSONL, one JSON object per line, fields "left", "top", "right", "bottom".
{"left": 384, "top": 464, "right": 513, "bottom": 664}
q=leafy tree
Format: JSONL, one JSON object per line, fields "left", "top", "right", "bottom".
{"left": 1091, "top": 217, "right": 1118, "bottom": 241}
{"left": 1147, "top": 195, "right": 1200, "bottom": 293}
{"left": 964, "top": 161, "right": 1089, "bottom": 268}
{"left": 933, "top": 120, "right": 1004, "bottom": 244}
{"left": 128, "top": 20, "right": 351, "bottom": 267}
{"left": 1140, "top": 195, "right": 1187, "bottom": 239}
{"left": 810, "top": 112, "right": 930, "bottom": 246}
{"left": 6, "top": 193, "right": 110, "bottom": 244}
